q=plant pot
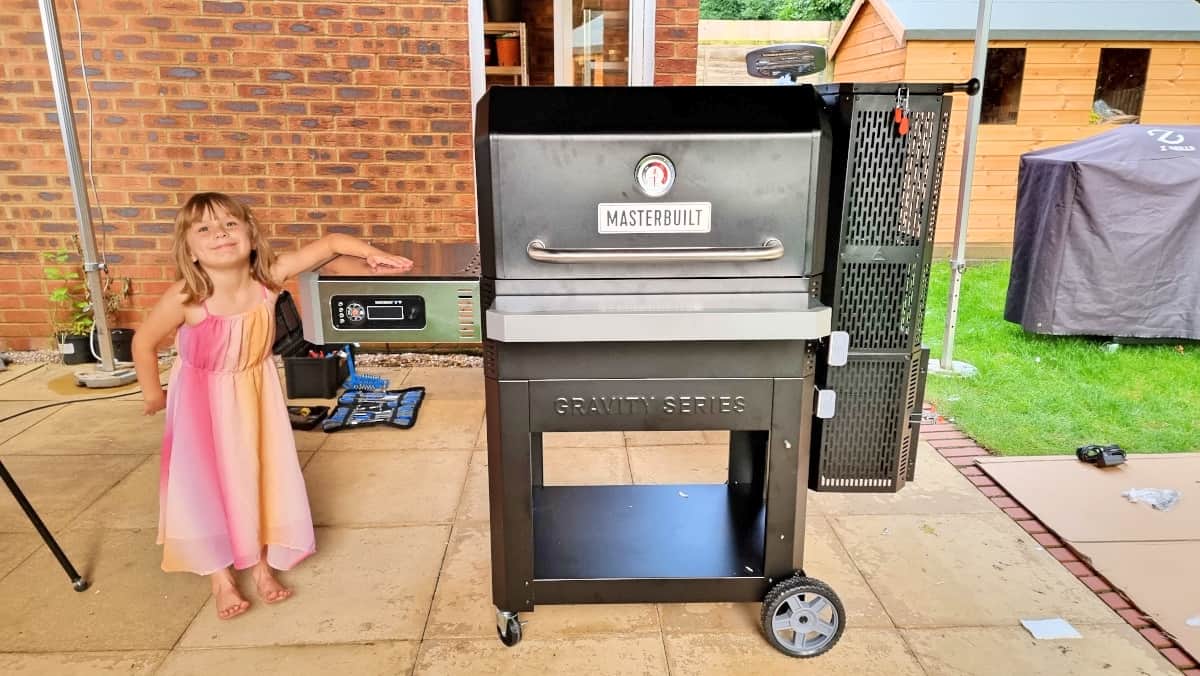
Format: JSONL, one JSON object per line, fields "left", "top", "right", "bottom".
{"left": 496, "top": 36, "right": 520, "bottom": 67}
{"left": 58, "top": 334, "right": 95, "bottom": 365}
{"left": 485, "top": 0, "right": 520, "bottom": 23}
{"left": 110, "top": 328, "right": 134, "bottom": 362}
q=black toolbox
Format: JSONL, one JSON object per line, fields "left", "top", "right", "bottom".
{"left": 273, "top": 289, "right": 349, "bottom": 399}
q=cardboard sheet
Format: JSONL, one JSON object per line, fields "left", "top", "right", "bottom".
{"left": 1074, "top": 541, "right": 1200, "bottom": 661}
{"left": 977, "top": 454, "right": 1200, "bottom": 542}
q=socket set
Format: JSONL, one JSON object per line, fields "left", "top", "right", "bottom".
{"left": 321, "top": 387, "right": 427, "bottom": 432}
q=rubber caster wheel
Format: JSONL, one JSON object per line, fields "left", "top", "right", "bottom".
{"left": 761, "top": 575, "right": 845, "bottom": 657}
{"left": 496, "top": 611, "right": 522, "bottom": 647}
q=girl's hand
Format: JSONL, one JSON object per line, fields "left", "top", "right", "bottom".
{"left": 366, "top": 254, "right": 414, "bottom": 272}
{"left": 143, "top": 388, "right": 166, "bottom": 415}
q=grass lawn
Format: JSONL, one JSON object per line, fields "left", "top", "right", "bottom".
{"left": 920, "top": 261, "right": 1200, "bottom": 456}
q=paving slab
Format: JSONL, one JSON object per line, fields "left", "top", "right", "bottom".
{"left": 0, "top": 400, "right": 163, "bottom": 454}
{"left": 0, "top": 401, "right": 57, "bottom": 446}
{"left": 0, "top": 454, "right": 144, "bottom": 533}
{"left": 0, "top": 650, "right": 166, "bottom": 675}
{"left": 812, "top": 442, "right": 996, "bottom": 516}
{"left": 0, "top": 533, "right": 37, "bottom": 581}
{"left": 0, "top": 362, "right": 46, "bottom": 387}
{"left": 542, "top": 446, "right": 632, "bottom": 485}
{"left": 179, "top": 525, "right": 448, "bottom": 647}
{"left": 0, "top": 528, "right": 211, "bottom": 651}
{"left": 69, "top": 454, "right": 158, "bottom": 531}
{"left": 830, "top": 513, "right": 1123, "bottom": 628}
{"left": 627, "top": 444, "right": 729, "bottom": 484}
{"left": 663, "top": 628, "right": 925, "bottom": 675}
{"left": 903, "top": 624, "right": 1179, "bottom": 675}
{"left": 413, "top": 635, "right": 669, "bottom": 675}
{"left": 455, "top": 451, "right": 489, "bottom": 523}
{"left": 0, "top": 363, "right": 147, "bottom": 402}
{"left": 305, "top": 450, "right": 470, "bottom": 526}
{"left": 157, "top": 641, "right": 418, "bottom": 676}
{"left": 424, "top": 521, "right": 660, "bottom": 639}
{"left": 658, "top": 515, "right": 893, "bottom": 634}
{"left": 400, "top": 367, "right": 484, "bottom": 401}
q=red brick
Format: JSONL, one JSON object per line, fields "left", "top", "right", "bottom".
{"left": 979, "top": 486, "right": 1007, "bottom": 497}
{"left": 939, "top": 445, "right": 989, "bottom": 457}
{"left": 1161, "top": 648, "right": 1198, "bottom": 669}
{"left": 1062, "top": 561, "right": 1092, "bottom": 576}
{"left": 921, "top": 431, "right": 967, "bottom": 441}
{"left": 1098, "top": 591, "right": 1131, "bottom": 610}
{"left": 1032, "top": 532, "right": 1063, "bottom": 548}
{"left": 960, "top": 466, "right": 985, "bottom": 477}
{"left": 1138, "top": 628, "right": 1173, "bottom": 649}
{"left": 1078, "top": 575, "right": 1109, "bottom": 592}
{"left": 931, "top": 438, "right": 983, "bottom": 449}
{"left": 1003, "top": 507, "right": 1034, "bottom": 520}
{"left": 949, "top": 455, "right": 982, "bottom": 467}
{"left": 968, "top": 475, "right": 997, "bottom": 488}
{"left": 1046, "top": 547, "right": 1079, "bottom": 563}
{"left": 921, "top": 423, "right": 960, "bottom": 432}
{"left": 1117, "top": 609, "right": 1151, "bottom": 628}
{"left": 991, "top": 497, "right": 1020, "bottom": 509}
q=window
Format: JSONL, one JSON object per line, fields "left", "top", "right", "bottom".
{"left": 981, "top": 48, "right": 1026, "bottom": 125}
{"left": 1093, "top": 48, "right": 1151, "bottom": 122}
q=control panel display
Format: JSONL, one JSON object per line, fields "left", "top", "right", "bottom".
{"left": 331, "top": 295, "right": 427, "bottom": 331}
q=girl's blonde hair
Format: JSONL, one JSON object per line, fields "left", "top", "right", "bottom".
{"left": 172, "top": 192, "right": 281, "bottom": 304}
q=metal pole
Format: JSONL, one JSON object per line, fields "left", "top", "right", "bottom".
{"left": 0, "top": 459, "right": 89, "bottom": 591}
{"left": 38, "top": 0, "right": 115, "bottom": 372}
{"left": 939, "top": 0, "right": 993, "bottom": 371}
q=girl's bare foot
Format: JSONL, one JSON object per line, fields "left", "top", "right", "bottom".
{"left": 210, "top": 568, "right": 249, "bottom": 620}
{"left": 251, "top": 559, "right": 292, "bottom": 604}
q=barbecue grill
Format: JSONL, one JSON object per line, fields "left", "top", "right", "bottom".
{"left": 292, "top": 67, "right": 967, "bottom": 657}
{"left": 474, "top": 75, "right": 964, "bottom": 658}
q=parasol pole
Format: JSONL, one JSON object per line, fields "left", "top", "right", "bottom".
{"left": 935, "top": 0, "right": 993, "bottom": 376}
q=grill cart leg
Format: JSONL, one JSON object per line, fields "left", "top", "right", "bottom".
{"left": 761, "top": 574, "right": 844, "bottom": 657}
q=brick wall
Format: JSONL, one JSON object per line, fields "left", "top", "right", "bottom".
{"left": 522, "top": 0, "right": 698, "bottom": 86}
{"left": 0, "top": 0, "right": 473, "bottom": 350}
{"left": 654, "top": 0, "right": 698, "bottom": 85}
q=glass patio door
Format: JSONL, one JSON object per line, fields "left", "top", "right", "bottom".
{"left": 554, "top": 0, "right": 654, "bottom": 86}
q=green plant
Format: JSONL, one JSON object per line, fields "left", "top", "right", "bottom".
{"left": 41, "top": 234, "right": 131, "bottom": 341}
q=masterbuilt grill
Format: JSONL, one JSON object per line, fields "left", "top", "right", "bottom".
{"left": 476, "top": 76, "right": 967, "bottom": 658}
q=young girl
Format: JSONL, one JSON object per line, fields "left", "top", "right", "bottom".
{"left": 132, "top": 192, "right": 412, "bottom": 620}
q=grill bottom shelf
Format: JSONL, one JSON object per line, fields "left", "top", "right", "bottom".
{"left": 531, "top": 484, "right": 772, "bottom": 604}
{"left": 533, "top": 483, "right": 765, "bottom": 581}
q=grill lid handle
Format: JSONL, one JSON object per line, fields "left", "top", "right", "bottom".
{"left": 526, "top": 238, "right": 784, "bottom": 264}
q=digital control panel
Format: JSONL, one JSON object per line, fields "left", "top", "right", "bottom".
{"left": 331, "top": 295, "right": 427, "bottom": 331}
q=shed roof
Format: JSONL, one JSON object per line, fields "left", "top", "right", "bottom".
{"left": 830, "top": 0, "right": 1200, "bottom": 58}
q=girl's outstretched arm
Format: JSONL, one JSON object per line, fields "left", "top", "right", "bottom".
{"left": 273, "top": 233, "right": 413, "bottom": 283}
{"left": 132, "top": 280, "right": 187, "bottom": 415}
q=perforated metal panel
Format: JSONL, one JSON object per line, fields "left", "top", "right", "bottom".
{"left": 815, "top": 355, "right": 909, "bottom": 490}
{"left": 811, "top": 84, "right": 954, "bottom": 493}
{"left": 813, "top": 349, "right": 925, "bottom": 491}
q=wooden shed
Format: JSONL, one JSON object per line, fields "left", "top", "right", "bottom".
{"left": 830, "top": 0, "right": 1200, "bottom": 257}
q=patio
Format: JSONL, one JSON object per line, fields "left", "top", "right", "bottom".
{"left": 0, "top": 361, "right": 1180, "bottom": 675}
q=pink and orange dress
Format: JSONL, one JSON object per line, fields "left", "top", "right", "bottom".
{"left": 157, "top": 284, "right": 316, "bottom": 574}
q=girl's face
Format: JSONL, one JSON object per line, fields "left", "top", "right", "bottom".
{"left": 186, "top": 204, "right": 252, "bottom": 270}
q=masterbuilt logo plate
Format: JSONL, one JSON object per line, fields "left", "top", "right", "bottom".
{"left": 597, "top": 202, "right": 712, "bottom": 234}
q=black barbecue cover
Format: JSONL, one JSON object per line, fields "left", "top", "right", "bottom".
{"left": 1004, "top": 125, "right": 1200, "bottom": 339}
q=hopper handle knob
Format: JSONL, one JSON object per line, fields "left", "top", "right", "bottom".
{"left": 828, "top": 331, "right": 849, "bottom": 366}
{"left": 526, "top": 238, "right": 784, "bottom": 264}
